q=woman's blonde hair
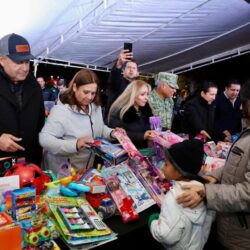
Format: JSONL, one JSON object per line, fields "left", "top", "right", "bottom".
{"left": 60, "top": 69, "right": 101, "bottom": 110}
{"left": 108, "top": 80, "right": 151, "bottom": 122}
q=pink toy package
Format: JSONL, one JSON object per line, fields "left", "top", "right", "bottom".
{"left": 202, "top": 156, "right": 226, "bottom": 174}
{"left": 131, "top": 158, "right": 166, "bottom": 206}
{"left": 105, "top": 175, "right": 139, "bottom": 223}
{"left": 153, "top": 130, "right": 184, "bottom": 149}
{"left": 113, "top": 130, "right": 166, "bottom": 206}
{"left": 112, "top": 130, "right": 143, "bottom": 162}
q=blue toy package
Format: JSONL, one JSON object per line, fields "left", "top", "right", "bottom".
{"left": 11, "top": 187, "right": 36, "bottom": 221}
{"left": 88, "top": 137, "right": 128, "bottom": 165}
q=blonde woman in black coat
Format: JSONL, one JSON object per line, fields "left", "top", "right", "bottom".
{"left": 108, "top": 80, "right": 156, "bottom": 149}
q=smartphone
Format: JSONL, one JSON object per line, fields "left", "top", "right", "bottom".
{"left": 124, "top": 42, "right": 133, "bottom": 52}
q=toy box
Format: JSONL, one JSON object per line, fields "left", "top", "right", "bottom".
{"left": 0, "top": 222, "right": 22, "bottom": 250}
{"left": 57, "top": 206, "right": 95, "bottom": 231}
{"left": 80, "top": 168, "right": 106, "bottom": 194}
{"left": 105, "top": 175, "right": 139, "bottom": 223}
{"left": 153, "top": 130, "right": 184, "bottom": 149}
{"left": 101, "top": 163, "right": 155, "bottom": 213}
{"left": 47, "top": 196, "right": 114, "bottom": 245}
{"left": 201, "top": 156, "right": 226, "bottom": 174}
{"left": 131, "top": 158, "right": 166, "bottom": 206}
{"left": 112, "top": 131, "right": 166, "bottom": 206}
{"left": 88, "top": 137, "right": 128, "bottom": 165}
{"left": 11, "top": 187, "right": 36, "bottom": 221}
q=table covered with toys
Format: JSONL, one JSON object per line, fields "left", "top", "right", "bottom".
{"left": 0, "top": 121, "right": 233, "bottom": 250}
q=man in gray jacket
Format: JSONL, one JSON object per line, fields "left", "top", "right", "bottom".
{"left": 176, "top": 79, "right": 250, "bottom": 250}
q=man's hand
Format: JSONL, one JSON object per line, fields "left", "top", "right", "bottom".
{"left": 200, "top": 130, "right": 211, "bottom": 141}
{"left": 202, "top": 175, "right": 217, "bottom": 183}
{"left": 0, "top": 133, "right": 25, "bottom": 152}
{"left": 116, "top": 49, "right": 133, "bottom": 68}
{"left": 176, "top": 184, "right": 205, "bottom": 209}
{"left": 223, "top": 130, "right": 232, "bottom": 142}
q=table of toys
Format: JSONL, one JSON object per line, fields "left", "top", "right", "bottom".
{"left": 0, "top": 125, "right": 233, "bottom": 250}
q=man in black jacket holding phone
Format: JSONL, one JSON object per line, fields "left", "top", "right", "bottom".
{"left": 104, "top": 43, "right": 139, "bottom": 121}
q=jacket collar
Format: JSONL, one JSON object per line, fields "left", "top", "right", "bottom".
{"left": 0, "top": 68, "right": 38, "bottom": 109}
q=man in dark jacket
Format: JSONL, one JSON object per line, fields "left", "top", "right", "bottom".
{"left": 37, "top": 76, "right": 53, "bottom": 101}
{"left": 184, "top": 81, "right": 218, "bottom": 140}
{"left": 104, "top": 49, "right": 138, "bottom": 120}
{"left": 214, "top": 79, "right": 242, "bottom": 142}
{"left": 0, "top": 33, "right": 45, "bottom": 165}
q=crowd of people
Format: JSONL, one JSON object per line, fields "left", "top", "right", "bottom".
{"left": 0, "top": 33, "right": 249, "bottom": 250}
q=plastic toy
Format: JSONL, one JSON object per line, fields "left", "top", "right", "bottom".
{"left": 0, "top": 156, "right": 18, "bottom": 176}
{"left": 5, "top": 162, "right": 51, "bottom": 194}
{"left": 149, "top": 116, "right": 162, "bottom": 132}
{"left": 45, "top": 176, "right": 76, "bottom": 189}
{"left": 57, "top": 205, "right": 94, "bottom": 231}
{"left": 153, "top": 130, "right": 184, "bottom": 149}
{"left": 57, "top": 160, "right": 76, "bottom": 179}
{"left": 59, "top": 182, "right": 91, "bottom": 197}
{"left": 59, "top": 185, "right": 78, "bottom": 197}
{"left": 105, "top": 175, "right": 138, "bottom": 223}
{"left": 86, "top": 193, "right": 116, "bottom": 220}
{"left": 68, "top": 182, "right": 91, "bottom": 192}
{"left": 22, "top": 214, "right": 58, "bottom": 247}
{"left": 80, "top": 168, "right": 106, "bottom": 194}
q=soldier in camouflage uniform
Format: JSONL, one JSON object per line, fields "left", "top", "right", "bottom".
{"left": 149, "top": 72, "right": 179, "bottom": 130}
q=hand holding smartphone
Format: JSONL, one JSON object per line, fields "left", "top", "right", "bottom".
{"left": 124, "top": 42, "right": 133, "bottom": 52}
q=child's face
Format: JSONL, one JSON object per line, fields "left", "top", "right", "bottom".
{"left": 162, "top": 160, "right": 182, "bottom": 182}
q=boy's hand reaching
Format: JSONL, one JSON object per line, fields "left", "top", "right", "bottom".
{"left": 176, "top": 184, "right": 205, "bottom": 209}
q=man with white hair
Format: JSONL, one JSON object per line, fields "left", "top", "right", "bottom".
{"left": 149, "top": 72, "right": 179, "bottom": 131}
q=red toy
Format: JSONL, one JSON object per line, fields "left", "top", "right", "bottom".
{"left": 4, "top": 162, "right": 50, "bottom": 194}
{"left": 105, "top": 176, "right": 138, "bottom": 223}
{"left": 86, "top": 193, "right": 116, "bottom": 220}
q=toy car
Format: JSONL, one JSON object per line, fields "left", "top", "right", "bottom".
{"left": 86, "top": 193, "right": 116, "bottom": 220}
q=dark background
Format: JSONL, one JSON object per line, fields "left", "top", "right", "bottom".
{"left": 34, "top": 53, "right": 250, "bottom": 91}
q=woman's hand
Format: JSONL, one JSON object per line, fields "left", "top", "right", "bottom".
{"left": 111, "top": 127, "right": 126, "bottom": 138}
{"left": 76, "top": 136, "right": 94, "bottom": 150}
{"left": 176, "top": 184, "right": 205, "bottom": 209}
{"left": 144, "top": 130, "right": 157, "bottom": 140}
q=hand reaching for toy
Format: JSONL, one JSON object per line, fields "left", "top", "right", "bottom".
{"left": 111, "top": 127, "right": 126, "bottom": 138}
{"left": 144, "top": 130, "right": 157, "bottom": 140}
{"left": 200, "top": 130, "right": 211, "bottom": 141}
{"left": 76, "top": 136, "right": 94, "bottom": 150}
{"left": 0, "top": 133, "right": 25, "bottom": 152}
{"left": 176, "top": 184, "right": 205, "bottom": 209}
{"left": 223, "top": 130, "right": 232, "bottom": 142}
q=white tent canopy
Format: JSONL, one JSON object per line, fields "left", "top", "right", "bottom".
{"left": 1, "top": 0, "right": 250, "bottom": 73}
